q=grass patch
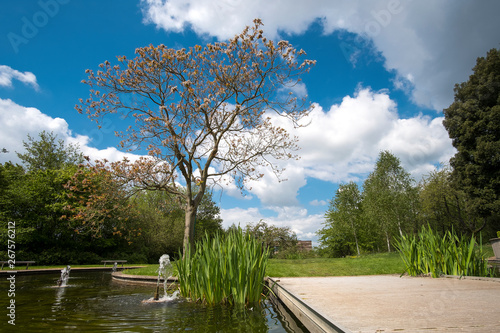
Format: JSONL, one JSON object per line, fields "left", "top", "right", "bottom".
{"left": 123, "top": 265, "right": 175, "bottom": 276}
{"left": 266, "top": 252, "right": 405, "bottom": 277}
{"left": 121, "top": 252, "right": 405, "bottom": 277}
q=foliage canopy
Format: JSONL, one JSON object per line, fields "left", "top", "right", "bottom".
{"left": 443, "top": 48, "right": 500, "bottom": 222}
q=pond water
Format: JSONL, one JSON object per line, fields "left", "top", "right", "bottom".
{"left": 5, "top": 271, "right": 308, "bottom": 332}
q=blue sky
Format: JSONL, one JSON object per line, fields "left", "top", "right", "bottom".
{"left": 1, "top": 0, "right": 499, "bottom": 245}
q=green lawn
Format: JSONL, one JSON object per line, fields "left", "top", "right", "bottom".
{"left": 267, "top": 252, "right": 405, "bottom": 277}
{"left": 121, "top": 252, "right": 406, "bottom": 277}
{"left": 266, "top": 244, "right": 494, "bottom": 278}
{"left": 123, "top": 265, "right": 171, "bottom": 276}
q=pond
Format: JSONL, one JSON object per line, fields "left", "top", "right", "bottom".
{"left": 5, "top": 271, "right": 308, "bottom": 332}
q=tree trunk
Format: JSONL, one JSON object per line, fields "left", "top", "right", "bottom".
{"left": 385, "top": 231, "right": 391, "bottom": 252}
{"left": 354, "top": 232, "right": 360, "bottom": 256}
{"left": 182, "top": 204, "right": 196, "bottom": 258}
{"left": 351, "top": 219, "right": 360, "bottom": 256}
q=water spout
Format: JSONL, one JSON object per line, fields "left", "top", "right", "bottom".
{"left": 153, "top": 254, "right": 173, "bottom": 300}
{"left": 57, "top": 265, "right": 71, "bottom": 287}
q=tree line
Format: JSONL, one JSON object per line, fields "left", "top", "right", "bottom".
{"left": 318, "top": 151, "right": 498, "bottom": 257}
{"left": 0, "top": 131, "right": 223, "bottom": 264}
{"left": 0, "top": 132, "right": 301, "bottom": 264}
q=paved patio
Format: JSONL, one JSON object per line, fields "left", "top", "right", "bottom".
{"left": 273, "top": 275, "right": 500, "bottom": 332}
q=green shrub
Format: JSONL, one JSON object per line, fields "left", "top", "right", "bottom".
{"left": 124, "top": 252, "right": 148, "bottom": 264}
{"left": 176, "top": 228, "right": 269, "bottom": 306}
{"left": 395, "top": 226, "right": 491, "bottom": 278}
{"left": 27, "top": 250, "right": 102, "bottom": 265}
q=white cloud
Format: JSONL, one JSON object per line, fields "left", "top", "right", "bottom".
{"left": 267, "top": 206, "right": 324, "bottom": 243}
{"left": 140, "top": 0, "right": 323, "bottom": 40}
{"left": 0, "top": 65, "right": 39, "bottom": 90}
{"left": 297, "top": 89, "right": 398, "bottom": 181}
{"left": 0, "top": 98, "right": 68, "bottom": 162}
{"left": 242, "top": 88, "right": 455, "bottom": 207}
{"left": 221, "top": 205, "right": 324, "bottom": 245}
{"left": 140, "top": 0, "right": 500, "bottom": 111}
{"left": 220, "top": 207, "right": 263, "bottom": 229}
{"left": 0, "top": 98, "right": 140, "bottom": 165}
{"left": 378, "top": 115, "right": 455, "bottom": 179}
{"left": 245, "top": 162, "right": 306, "bottom": 207}
{"left": 310, "top": 199, "right": 328, "bottom": 206}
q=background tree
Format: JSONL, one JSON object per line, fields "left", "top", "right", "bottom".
{"left": 443, "top": 48, "right": 500, "bottom": 230}
{"left": 133, "top": 191, "right": 185, "bottom": 261}
{"left": 0, "top": 163, "right": 32, "bottom": 248}
{"left": 76, "top": 19, "right": 315, "bottom": 254}
{"left": 1, "top": 133, "right": 139, "bottom": 264}
{"left": 2, "top": 132, "right": 90, "bottom": 263}
{"left": 363, "top": 151, "right": 418, "bottom": 252}
{"left": 244, "top": 220, "right": 298, "bottom": 258}
{"left": 16, "top": 131, "right": 83, "bottom": 171}
{"left": 63, "top": 159, "right": 139, "bottom": 241}
{"left": 418, "top": 165, "right": 485, "bottom": 235}
{"left": 0, "top": 157, "right": 109, "bottom": 264}
{"left": 132, "top": 189, "right": 223, "bottom": 260}
{"left": 318, "top": 182, "right": 366, "bottom": 256}
{"left": 193, "top": 190, "right": 223, "bottom": 241}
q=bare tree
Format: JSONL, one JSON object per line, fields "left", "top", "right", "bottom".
{"left": 76, "top": 19, "right": 315, "bottom": 254}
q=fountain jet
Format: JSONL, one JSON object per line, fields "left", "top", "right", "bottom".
{"left": 153, "top": 254, "right": 173, "bottom": 300}
{"left": 57, "top": 265, "right": 71, "bottom": 287}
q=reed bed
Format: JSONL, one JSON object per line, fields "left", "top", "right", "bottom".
{"left": 395, "top": 226, "right": 491, "bottom": 278}
{"left": 175, "top": 228, "right": 269, "bottom": 306}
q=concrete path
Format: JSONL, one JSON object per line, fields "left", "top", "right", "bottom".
{"left": 274, "top": 275, "right": 500, "bottom": 333}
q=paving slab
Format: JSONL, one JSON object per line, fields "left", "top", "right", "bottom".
{"left": 273, "top": 275, "right": 500, "bottom": 333}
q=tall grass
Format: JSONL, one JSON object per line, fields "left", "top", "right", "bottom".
{"left": 175, "top": 228, "right": 269, "bottom": 306}
{"left": 395, "top": 225, "right": 491, "bottom": 278}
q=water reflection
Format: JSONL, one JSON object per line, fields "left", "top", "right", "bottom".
{"left": 5, "top": 271, "right": 307, "bottom": 332}
{"left": 52, "top": 283, "right": 67, "bottom": 313}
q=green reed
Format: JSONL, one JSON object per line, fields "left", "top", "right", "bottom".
{"left": 395, "top": 225, "right": 491, "bottom": 278}
{"left": 176, "top": 228, "right": 269, "bottom": 306}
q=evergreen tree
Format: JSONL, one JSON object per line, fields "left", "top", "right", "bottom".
{"left": 443, "top": 48, "right": 500, "bottom": 228}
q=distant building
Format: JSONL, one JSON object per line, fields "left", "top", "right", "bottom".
{"left": 297, "top": 240, "right": 312, "bottom": 251}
